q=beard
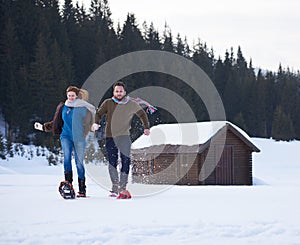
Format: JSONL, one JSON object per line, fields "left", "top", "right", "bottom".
{"left": 114, "top": 95, "right": 126, "bottom": 101}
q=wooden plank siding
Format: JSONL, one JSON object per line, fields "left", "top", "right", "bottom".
{"left": 132, "top": 153, "right": 200, "bottom": 185}
{"left": 176, "top": 154, "right": 200, "bottom": 185}
{"left": 131, "top": 123, "right": 258, "bottom": 186}
{"left": 202, "top": 130, "right": 253, "bottom": 185}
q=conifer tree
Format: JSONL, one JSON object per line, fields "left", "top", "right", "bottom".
{"left": 235, "top": 47, "right": 256, "bottom": 135}
{"left": 233, "top": 112, "right": 247, "bottom": 132}
{"left": 1, "top": 0, "right": 300, "bottom": 144}
{"left": 192, "top": 40, "right": 214, "bottom": 79}
{"left": 90, "top": 0, "right": 119, "bottom": 66}
{"left": 12, "top": 0, "right": 39, "bottom": 64}
{"left": 144, "top": 22, "right": 161, "bottom": 50}
{"left": 272, "top": 105, "right": 295, "bottom": 141}
{"left": 0, "top": 0, "right": 5, "bottom": 34}
{"left": 29, "top": 33, "right": 56, "bottom": 120}
{"left": 162, "top": 23, "right": 174, "bottom": 52}
{"left": 120, "top": 13, "right": 145, "bottom": 53}
{"left": 213, "top": 57, "right": 226, "bottom": 98}
{"left": 175, "top": 33, "right": 185, "bottom": 56}
{"left": 183, "top": 37, "right": 191, "bottom": 58}
{"left": 49, "top": 39, "right": 69, "bottom": 101}
{"left": 0, "top": 133, "right": 5, "bottom": 159}
{"left": 222, "top": 50, "right": 238, "bottom": 121}
{"left": 0, "top": 19, "right": 23, "bottom": 140}
{"left": 252, "top": 69, "right": 268, "bottom": 137}
{"left": 264, "top": 71, "right": 277, "bottom": 137}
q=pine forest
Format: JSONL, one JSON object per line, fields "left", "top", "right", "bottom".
{"left": 1, "top": 0, "right": 300, "bottom": 155}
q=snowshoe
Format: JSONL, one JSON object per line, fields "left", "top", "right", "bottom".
{"left": 117, "top": 190, "right": 132, "bottom": 199}
{"left": 58, "top": 180, "right": 75, "bottom": 199}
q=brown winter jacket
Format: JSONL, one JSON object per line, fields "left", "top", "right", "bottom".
{"left": 43, "top": 102, "right": 93, "bottom": 137}
{"left": 95, "top": 98, "right": 150, "bottom": 138}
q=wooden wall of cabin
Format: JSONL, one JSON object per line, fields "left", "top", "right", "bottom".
{"left": 225, "top": 130, "right": 253, "bottom": 185}
{"left": 199, "top": 130, "right": 253, "bottom": 185}
{"left": 131, "top": 152, "right": 200, "bottom": 185}
{"left": 131, "top": 128, "right": 254, "bottom": 185}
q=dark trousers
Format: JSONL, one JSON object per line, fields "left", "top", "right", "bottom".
{"left": 105, "top": 136, "right": 131, "bottom": 190}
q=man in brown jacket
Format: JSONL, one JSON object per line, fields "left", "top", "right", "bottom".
{"left": 92, "top": 81, "right": 150, "bottom": 198}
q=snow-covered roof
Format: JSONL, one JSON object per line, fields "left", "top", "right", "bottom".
{"left": 131, "top": 121, "right": 256, "bottom": 150}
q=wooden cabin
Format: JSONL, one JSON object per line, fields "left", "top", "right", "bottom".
{"left": 131, "top": 121, "right": 260, "bottom": 185}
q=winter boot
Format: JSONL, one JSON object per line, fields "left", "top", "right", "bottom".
{"left": 64, "top": 171, "right": 73, "bottom": 184}
{"left": 108, "top": 164, "right": 120, "bottom": 197}
{"left": 119, "top": 172, "right": 128, "bottom": 192}
{"left": 108, "top": 164, "right": 119, "bottom": 186}
{"left": 117, "top": 172, "right": 131, "bottom": 199}
{"left": 77, "top": 178, "right": 86, "bottom": 198}
{"left": 109, "top": 183, "right": 120, "bottom": 197}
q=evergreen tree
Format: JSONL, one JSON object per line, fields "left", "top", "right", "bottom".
{"left": 144, "top": 22, "right": 161, "bottom": 50}
{"left": 192, "top": 40, "right": 214, "bottom": 79}
{"left": 0, "top": 0, "right": 6, "bottom": 34}
{"left": 175, "top": 33, "right": 185, "bottom": 56}
{"left": 162, "top": 23, "right": 174, "bottom": 52}
{"left": 1, "top": 0, "right": 300, "bottom": 144}
{"left": 62, "top": 0, "right": 83, "bottom": 84}
{"left": 74, "top": 2, "right": 88, "bottom": 24}
{"left": 252, "top": 69, "right": 269, "bottom": 137}
{"left": 120, "top": 13, "right": 145, "bottom": 53}
{"left": 234, "top": 47, "right": 256, "bottom": 135}
{"left": 264, "top": 71, "right": 277, "bottom": 137}
{"left": 272, "top": 105, "right": 295, "bottom": 141}
{"left": 213, "top": 57, "right": 226, "bottom": 98}
{"left": 37, "top": 0, "right": 62, "bottom": 43}
{"left": 0, "top": 18, "right": 23, "bottom": 140}
{"left": 90, "top": 0, "right": 119, "bottom": 66}
{"left": 12, "top": 0, "right": 39, "bottom": 64}
{"left": 49, "top": 39, "right": 70, "bottom": 101}
{"left": 90, "top": 0, "right": 113, "bottom": 27}
{"left": 16, "top": 65, "right": 32, "bottom": 143}
{"left": 29, "top": 33, "right": 56, "bottom": 120}
{"left": 222, "top": 50, "right": 238, "bottom": 121}
{"left": 6, "top": 139, "right": 13, "bottom": 158}
{"left": 62, "top": 0, "right": 76, "bottom": 26}
{"left": 0, "top": 133, "right": 5, "bottom": 159}
{"left": 183, "top": 37, "right": 191, "bottom": 58}
{"left": 233, "top": 112, "right": 247, "bottom": 132}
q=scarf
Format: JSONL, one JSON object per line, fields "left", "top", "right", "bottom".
{"left": 65, "top": 99, "right": 96, "bottom": 115}
{"left": 112, "top": 96, "right": 157, "bottom": 114}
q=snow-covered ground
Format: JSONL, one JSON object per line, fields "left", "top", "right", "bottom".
{"left": 0, "top": 138, "right": 300, "bottom": 245}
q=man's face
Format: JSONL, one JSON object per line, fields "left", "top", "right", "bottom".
{"left": 113, "top": 85, "right": 126, "bottom": 100}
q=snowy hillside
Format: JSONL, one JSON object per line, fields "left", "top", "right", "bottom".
{"left": 0, "top": 138, "right": 300, "bottom": 245}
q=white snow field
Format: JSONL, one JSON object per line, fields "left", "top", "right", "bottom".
{"left": 0, "top": 138, "right": 300, "bottom": 245}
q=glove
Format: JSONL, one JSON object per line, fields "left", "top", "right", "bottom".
{"left": 34, "top": 122, "right": 43, "bottom": 131}
{"left": 91, "top": 123, "right": 100, "bottom": 132}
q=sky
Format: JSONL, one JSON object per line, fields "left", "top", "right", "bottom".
{"left": 69, "top": 0, "right": 300, "bottom": 72}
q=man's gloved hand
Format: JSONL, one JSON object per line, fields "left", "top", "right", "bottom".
{"left": 91, "top": 123, "right": 100, "bottom": 132}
